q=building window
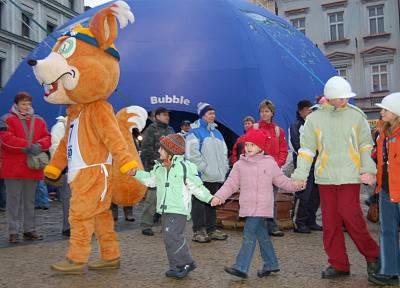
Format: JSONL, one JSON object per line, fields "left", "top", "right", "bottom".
{"left": 68, "top": 0, "right": 74, "bottom": 11}
{"left": 21, "top": 12, "right": 30, "bottom": 38}
{"left": 47, "top": 22, "right": 56, "bottom": 35}
{"left": 368, "top": 5, "right": 384, "bottom": 35}
{"left": 336, "top": 66, "right": 348, "bottom": 80}
{"left": 371, "top": 63, "right": 388, "bottom": 92}
{"left": 328, "top": 11, "right": 344, "bottom": 41}
{"left": 290, "top": 17, "right": 306, "bottom": 34}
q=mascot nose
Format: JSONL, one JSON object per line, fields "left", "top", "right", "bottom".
{"left": 28, "top": 59, "right": 37, "bottom": 66}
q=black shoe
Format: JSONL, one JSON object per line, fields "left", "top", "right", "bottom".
{"left": 257, "top": 268, "right": 280, "bottom": 278}
{"left": 321, "top": 266, "right": 350, "bottom": 279}
{"left": 165, "top": 268, "right": 187, "bottom": 279}
{"left": 224, "top": 266, "right": 248, "bottom": 279}
{"left": 294, "top": 225, "right": 311, "bottom": 234}
{"left": 269, "top": 230, "right": 284, "bottom": 237}
{"left": 177, "top": 262, "right": 197, "bottom": 273}
{"left": 368, "top": 274, "right": 399, "bottom": 286}
{"left": 308, "top": 223, "right": 323, "bottom": 231}
{"left": 367, "top": 259, "right": 380, "bottom": 275}
{"left": 141, "top": 228, "right": 154, "bottom": 236}
{"left": 62, "top": 229, "right": 71, "bottom": 237}
{"left": 165, "top": 263, "right": 196, "bottom": 279}
{"left": 125, "top": 215, "right": 135, "bottom": 222}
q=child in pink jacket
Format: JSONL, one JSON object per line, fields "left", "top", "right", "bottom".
{"left": 212, "top": 129, "right": 304, "bottom": 279}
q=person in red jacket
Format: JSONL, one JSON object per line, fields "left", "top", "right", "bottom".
{"left": 0, "top": 92, "right": 51, "bottom": 243}
{"left": 255, "top": 99, "right": 288, "bottom": 237}
{"left": 231, "top": 116, "right": 255, "bottom": 165}
{"left": 255, "top": 100, "right": 288, "bottom": 167}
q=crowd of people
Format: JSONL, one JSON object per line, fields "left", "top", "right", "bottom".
{"left": 0, "top": 76, "right": 399, "bottom": 286}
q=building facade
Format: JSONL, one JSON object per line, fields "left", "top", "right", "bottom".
{"left": 0, "top": 0, "right": 84, "bottom": 89}
{"left": 264, "top": 0, "right": 400, "bottom": 119}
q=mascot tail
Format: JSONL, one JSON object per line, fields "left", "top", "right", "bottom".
{"left": 111, "top": 106, "right": 148, "bottom": 206}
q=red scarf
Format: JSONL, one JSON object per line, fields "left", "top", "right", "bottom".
{"left": 163, "top": 158, "right": 173, "bottom": 170}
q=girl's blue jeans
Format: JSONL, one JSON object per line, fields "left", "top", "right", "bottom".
{"left": 233, "top": 217, "right": 279, "bottom": 273}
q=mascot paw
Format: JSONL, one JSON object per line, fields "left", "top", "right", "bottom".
{"left": 120, "top": 160, "right": 138, "bottom": 174}
{"left": 44, "top": 165, "right": 62, "bottom": 179}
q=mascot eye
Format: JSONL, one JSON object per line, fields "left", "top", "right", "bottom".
{"left": 58, "top": 37, "right": 76, "bottom": 58}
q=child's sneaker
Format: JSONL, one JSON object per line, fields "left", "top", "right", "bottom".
{"left": 257, "top": 268, "right": 280, "bottom": 278}
{"left": 179, "top": 262, "right": 197, "bottom": 273}
{"left": 224, "top": 266, "right": 248, "bottom": 279}
{"left": 165, "top": 262, "right": 196, "bottom": 279}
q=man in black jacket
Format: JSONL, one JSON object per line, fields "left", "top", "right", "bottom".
{"left": 289, "top": 100, "right": 322, "bottom": 233}
{"left": 140, "top": 107, "right": 175, "bottom": 236}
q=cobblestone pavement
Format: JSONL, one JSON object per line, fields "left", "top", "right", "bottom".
{"left": 0, "top": 189, "right": 380, "bottom": 288}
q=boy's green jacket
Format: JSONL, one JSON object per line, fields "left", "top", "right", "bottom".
{"left": 292, "top": 103, "right": 377, "bottom": 185}
{"left": 135, "top": 155, "right": 213, "bottom": 218}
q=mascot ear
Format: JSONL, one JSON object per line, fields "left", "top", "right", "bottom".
{"left": 89, "top": 1, "right": 134, "bottom": 50}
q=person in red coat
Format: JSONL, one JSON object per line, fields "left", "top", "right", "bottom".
{"left": 230, "top": 116, "right": 255, "bottom": 165}
{"left": 0, "top": 92, "right": 51, "bottom": 243}
{"left": 255, "top": 99, "right": 288, "bottom": 237}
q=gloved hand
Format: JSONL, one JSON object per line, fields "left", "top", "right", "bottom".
{"left": 29, "top": 143, "right": 42, "bottom": 155}
{"left": 22, "top": 144, "right": 42, "bottom": 156}
{"left": 44, "top": 165, "right": 62, "bottom": 180}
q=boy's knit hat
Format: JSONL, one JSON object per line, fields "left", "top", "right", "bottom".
{"left": 243, "top": 129, "right": 267, "bottom": 153}
{"left": 197, "top": 102, "right": 215, "bottom": 118}
{"left": 160, "top": 133, "right": 185, "bottom": 155}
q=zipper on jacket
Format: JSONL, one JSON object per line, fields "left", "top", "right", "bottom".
{"left": 160, "top": 165, "right": 173, "bottom": 214}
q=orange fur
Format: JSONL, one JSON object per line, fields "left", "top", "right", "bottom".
{"left": 36, "top": 2, "right": 141, "bottom": 264}
{"left": 112, "top": 108, "right": 147, "bottom": 205}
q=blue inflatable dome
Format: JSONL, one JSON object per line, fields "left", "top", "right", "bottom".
{"left": 0, "top": 0, "right": 336, "bottom": 136}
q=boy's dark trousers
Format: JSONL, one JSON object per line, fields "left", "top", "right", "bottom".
{"left": 293, "top": 172, "right": 320, "bottom": 228}
{"left": 161, "top": 213, "right": 194, "bottom": 269}
{"left": 191, "top": 182, "right": 222, "bottom": 233}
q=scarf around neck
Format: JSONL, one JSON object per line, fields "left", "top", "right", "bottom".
{"left": 11, "top": 103, "right": 34, "bottom": 120}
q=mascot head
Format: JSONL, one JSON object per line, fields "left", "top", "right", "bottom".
{"left": 29, "top": 1, "right": 134, "bottom": 104}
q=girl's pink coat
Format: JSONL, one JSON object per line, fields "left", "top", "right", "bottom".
{"left": 215, "top": 154, "right": 298, "bottom": 218}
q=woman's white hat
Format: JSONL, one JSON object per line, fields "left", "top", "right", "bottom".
{"left": 375, "top": 92, "right": 400, "bottom": 116}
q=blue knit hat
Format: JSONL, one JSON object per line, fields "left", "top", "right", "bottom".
{"left": 197, "top": 102, "right": 215, "bottom": 118}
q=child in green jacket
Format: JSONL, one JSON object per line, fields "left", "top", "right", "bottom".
{"left": 131, "top": 133, "right": 216, "bottom": 279}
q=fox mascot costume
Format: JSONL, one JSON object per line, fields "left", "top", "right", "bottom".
{"left": 29, "top": 1, "right": 147, "bottom": 273}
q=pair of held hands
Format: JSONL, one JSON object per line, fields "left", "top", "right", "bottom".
{"left": 210, "top": 180, "right": 306, "bottom": 208}
{"left": 126, "top": 169, "right": 137, "bottom": 176}
{"left": 22, "top": 143, "right": 42, "bottom": 156}
{"left": 210, "top": 173, "right": 377, "bottom": 208}
{"left": 292, "top": 173, "right": 376, "bottom": 190}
